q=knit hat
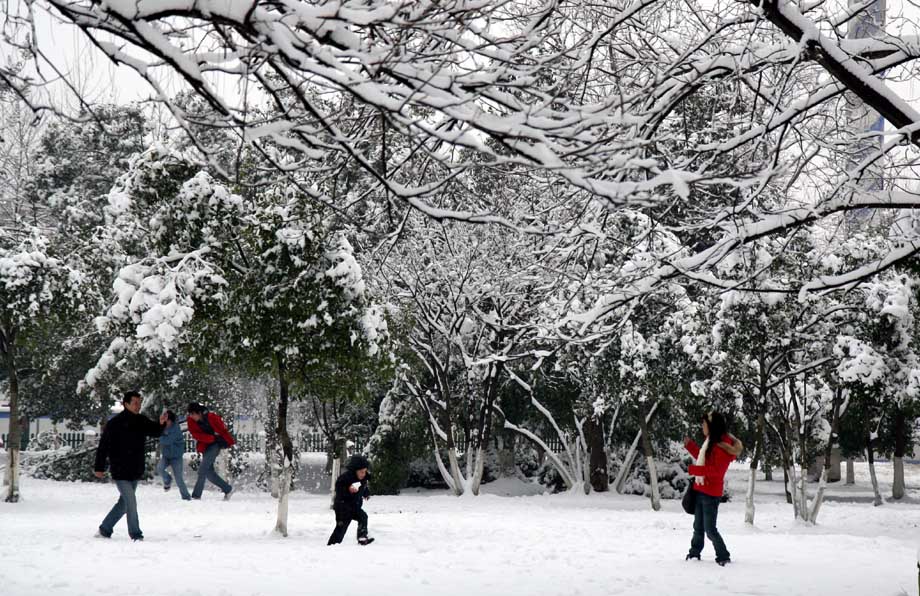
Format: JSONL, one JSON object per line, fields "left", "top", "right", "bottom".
{"left": 346, "top": 454, "right": 370, "bottom": 472}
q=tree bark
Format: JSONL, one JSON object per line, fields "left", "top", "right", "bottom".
{"left": 274, "top": 354, "right": 295, "bottom": 536}
{"left": 846, "top": 458, "right": 855, "bottom": 485}
{"left": 586, "top": 417, "right": 609, "bottom": 493}
{"left": 745, "top": 411, "right": 766, "bottom": 525}
{"left": 893, "top": 408, "right": 906, "bottom": 500}
{"left": 613, "top": 402, "right": 659, "bottom": 494}
{"left": 2, "top": 328, "right": 21, "bottom": 503}
{"left": 638, "top": 413, "right": 660, "bottom": 511}
{"left": 866, "top": 441, "right": 883, "bottom": 507}
{"left": 809, "top": 390, "right": 842, "bottom": 523}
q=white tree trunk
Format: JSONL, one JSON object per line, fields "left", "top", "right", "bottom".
{"left": 798, "top": 465, "right": 808, "bottom": 519}
{"left": 744, "top": 467, "right": 757, "bottom": 525}
{"left": 447, "top": 447, "right": 465, "bottom": 496}
{"left": 274, "top": 458, "right": 293, "bottom": 537}
{"left": 329, "top": 455, "right": 341, "bottom": 505}
{"left": 785, "top": 464, "right": 800, "bottom": 519}
{"left": 470, "top": 448, "right": 485, "bottom": 496}
{"left": 614, "top": 436, "right": 640, "bottom": 494}
{"left": 866, "top": 449, "right": 883, "bottom": 507}
{"left": 846, "top": 458, "right": 855, "bottom": 485}
{"left": 808, "top": 467, "right": 828, "bottom": 524}
{"left": 646, "top": 455, "right": 661, "bottom": 511}
{"left": 893, "top": 456, "right": 905, "bottom": 500}
{"left": 503, "top": 421, "right": 576, "bottom": 490}
{"left": 613, "top": 402, "right": 659, "bottom": 494}
{"left": 429, "top": 439, "right": 459, "bottom": 494}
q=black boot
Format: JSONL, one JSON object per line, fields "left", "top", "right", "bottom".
{"left": 716, "top": 558, "right": 731, "bottom": 567}
{"left": 685, "top": 554, "right": 700, "bottom": 561}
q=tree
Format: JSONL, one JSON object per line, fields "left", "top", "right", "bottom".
{"left": 88, "top": 143, "right": 387, "bottom": 534}
{"left": 6, "top": 0, "right": 920, "bottom": 298}
{"left": 0, "top": 232, "right": 91, "bottom": 501}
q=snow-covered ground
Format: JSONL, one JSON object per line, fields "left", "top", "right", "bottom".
{"left": 1, "top": 463, "right": 918, "bottom": 596}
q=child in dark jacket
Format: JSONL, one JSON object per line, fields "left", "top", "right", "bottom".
{"left": 327, "top": 454, "right": 373, "bottom": 546}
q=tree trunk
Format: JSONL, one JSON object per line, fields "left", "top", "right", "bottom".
{"left": 763, "top": 462, "right": 773, "bottom": 481}
{"left": 446, "top": 447, "right": 465, "bottom": 496}
{"left": 264, "top": 402, "right": 280, "bottom": 497}
{"left": 893, "top": 408, "right": 906, "bottom": 500}
{"left": 846, "top": 458, "right": 855, "bottom": 485}
{"left": 497, "top": 433, "right": 515, "bottom": 477}
{"left": 329, "top": 453, "right": 341, "bottom": 506}
{"left": 470, "top": 447, "right": 486, "bottom": 495}
{"left": 809, "top": 391, "right": 842, "bottom": 524}
{"left": 866, "top": 443, "right": 883, "bottom": 507}
{"left": 786, "top": 463, "right": 801, "bottom": 519}
{"left": 586, "top": 417, "right": 609, "bottom": 492}
{"left": 745, "top": 412, "right": 766, "bottom": 525}
{"left": 638, "top": 414, "right": 660, "bottom": 511}
{"left": 613, "top": 402, "right": 659, "bottom": 494}
{"left": 778, "top": 422, "right": 793, "bottom": 505}
{"left": 274, "top": 354, "right": 295, "bottom": 537}
{"left": 3, "top": 331, "right": 21, "bottom": 503}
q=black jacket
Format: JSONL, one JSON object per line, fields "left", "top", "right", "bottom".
{"left": 333, "top": 469, "right": 371, "bottom": 512}
{"left": 94, "top": 410, "right": 164, "bottom": 480}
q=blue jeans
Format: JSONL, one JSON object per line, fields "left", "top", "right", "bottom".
{"left": 689, "top": 492, "right": 730, "bottom": 561}
{"left": 192, "top": 443, "right": 232, "bottom": 498}
{"left": 100, "top": 480, "right": 142, "bottom": 539}
{"left": 157, "top": 456, "right": 190, "bottom": 499}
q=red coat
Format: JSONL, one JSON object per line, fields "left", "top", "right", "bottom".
{"left": 685, "top": 434, "right": 735, "bottom": 498}
{"left": 187, "top": 412, "right": 235, "bottom": 454}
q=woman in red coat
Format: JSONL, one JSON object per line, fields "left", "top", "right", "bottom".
{"left": 186, "top": 402, "right": 236, "bottom": 500}
{"left": 684, "top": 411, "right": 741, "bottom": 566}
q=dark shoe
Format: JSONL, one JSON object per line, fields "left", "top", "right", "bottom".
{"left": 358, "top": 537, "right": 375, "bottom": 546}
{"left": 223, "top": 488, "right": 235, "bottom": 501}
{"left": 716, "top": 559, "right": 731, "bottom": 567}
{"left": 191, "top": 496, "right": 201, "bottom": 500}
{"left": 131, "top": 536, "right": 144, "bottom": 542}
{"left": 685, "top": 554, "right": 700, "bottom": 561}
{"left": 182, "top": 496, "right": 192, "bottom": 501}
{"left": 95, "top": 528, "right": 112, "bottom": 539}
{"left": 164, "top": 484, "right": 171, "bottom": 492}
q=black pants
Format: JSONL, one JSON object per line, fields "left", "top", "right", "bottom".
{"left": 327, "top": 507, "right": 368, "bottom": 545}
{"left": 689, "top": 492, "right": 730, "bottom": 561}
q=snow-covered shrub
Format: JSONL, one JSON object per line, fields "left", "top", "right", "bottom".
{"left": 609, "top": 448, "right": 701, "bottom": 500}
{"left": 536, "top": 461, "right": 568, "bottom": 493}
{"left": 406, "top": 449, "right": 501, "bottom": 489}
{"left": 24, "top": 447, "right": 157, "bottom": 483}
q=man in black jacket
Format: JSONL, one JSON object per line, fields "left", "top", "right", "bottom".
{"left": 327, "top": 454, "right": 374, "bottom": 546}
{"left": 94, "top": 390, "right": 167, "bottom": 541}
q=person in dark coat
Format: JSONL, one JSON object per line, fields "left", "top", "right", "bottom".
{"left": 327, "top": 454, "right": 373, "bottom": 546}
{"left": 94, "top": 390, "right": 167, "bottom": 541}
{"left": 186, "top": 402, "right": 235, "bottom": 500}
{"left": 157, "top": 410, "right": 190, "bottom": 500}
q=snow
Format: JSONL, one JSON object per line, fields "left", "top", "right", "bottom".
{"left": 2, "top": 463, "right": 919, "bottom": 596}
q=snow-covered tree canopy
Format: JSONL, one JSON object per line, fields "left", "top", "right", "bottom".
{"left": 4, "top": 0, "right": 920, "bottom": 306}
{"left": 86, "top": 142, "right": 388, "bottom": 392}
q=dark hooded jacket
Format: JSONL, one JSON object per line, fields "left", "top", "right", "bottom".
{"left": 333, "top": 455, "right": 371, "bottom": 512}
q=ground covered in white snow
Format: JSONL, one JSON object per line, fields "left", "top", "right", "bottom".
{"left": 2, "top": 464, "right": 918, "bottom": 596}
